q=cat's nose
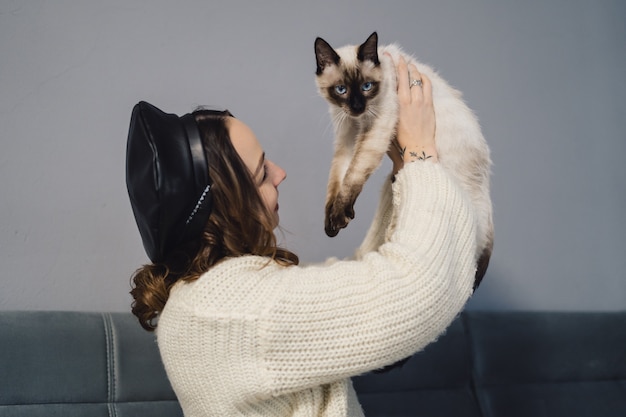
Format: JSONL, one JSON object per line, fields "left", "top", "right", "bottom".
{"left": 349, "top": 96, "right": 366, "bottom": 115}
{"left": 350, "top": 105, "right": 365, "bottom": 115}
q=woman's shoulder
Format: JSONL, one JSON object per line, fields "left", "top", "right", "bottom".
{"left": 166, "top": 255, "right": 287, "bottom": 318}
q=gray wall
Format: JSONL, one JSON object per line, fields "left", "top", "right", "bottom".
{"left": 1, "top": 0, "right": 624, "bottom": 312}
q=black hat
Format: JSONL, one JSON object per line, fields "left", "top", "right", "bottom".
{"left": 126, "top": 101, "right": 212, "bottom": 263}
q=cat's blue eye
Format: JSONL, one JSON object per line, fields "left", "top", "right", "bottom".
{"left": 362, "top": 82, "right": 373, "bottom": 91}
{"left": 335, "top": 85, "right": 347, "bottom": 95}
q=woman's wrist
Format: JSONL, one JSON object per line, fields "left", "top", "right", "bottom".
{"left": 402, "top": 143, "right": 438, "bottom": 164}
{"left": 391, "top": 143, "right": 438, "bottom": 178}
{"left": 394, "top": 143, "right": 439, "bottom": 163}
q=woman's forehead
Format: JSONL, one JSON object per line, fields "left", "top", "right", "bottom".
{"left": 227, "top": 117, "right": 263, "bottom": 173}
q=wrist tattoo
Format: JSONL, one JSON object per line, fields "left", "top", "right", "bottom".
{"left": 410, "top": 151, "right": 433, "bottom": 161}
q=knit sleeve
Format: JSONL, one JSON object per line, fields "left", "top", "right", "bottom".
{"left": 354, "top": 172, "right": 395, "bottom": 260}
{"left": 256, "top": 161, "right": 477, "bottom": 396}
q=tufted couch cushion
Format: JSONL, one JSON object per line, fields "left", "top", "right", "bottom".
{"left": 0, "top": 311, "right": 182, "bottom": 417}
{"left": 1, "top": 310, "right": 625, "bottom": 417}
{"left": 468, "top": 311, "right": 626, "bottom": 417}
{"left": 353, "top": 317, "right": 482, "bottom": 417}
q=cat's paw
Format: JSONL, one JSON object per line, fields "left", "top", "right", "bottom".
{"left": 324, "top": 199, "right": 355, "bottom": 237}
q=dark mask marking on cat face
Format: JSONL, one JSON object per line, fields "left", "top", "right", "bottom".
{"left": 326, "top": 69, "right": 380, "bottom": 116}
{"left": 349, "top": 88, "right": 366, "bottom": 114}
{"left": 316, "top": 32, "right": 382, "bottom": 117}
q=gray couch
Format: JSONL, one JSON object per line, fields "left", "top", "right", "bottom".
{"left": 1, "top": 311, "right": 624, "bottom": 417}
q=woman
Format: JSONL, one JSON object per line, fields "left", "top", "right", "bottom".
{"left": 126, "top": 57, "right": 477, "bottom": 416}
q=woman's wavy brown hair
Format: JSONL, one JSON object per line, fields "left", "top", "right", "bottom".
{"left": 130, "top": 109, "right": 298, "bottom": 331}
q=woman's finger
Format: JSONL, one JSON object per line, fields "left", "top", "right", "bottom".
{"left": 407, "top": 63, "right": 424, "bottom": 100}
{"left": 420, "top": 73, "right": 433, "bottom": 103}
{"left": 396, "top": 55, "right": 410, "bottom": 98}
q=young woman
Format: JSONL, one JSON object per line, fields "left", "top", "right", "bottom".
{"left": 126, "top": 57, "right": 477, "bottom": 416}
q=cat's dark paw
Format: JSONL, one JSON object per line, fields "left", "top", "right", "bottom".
{"left": 324, "top": 217, "right": 341, "bottom": 237}
{"left": 345, "top": 204, "right": 355, "bottom": 220}
{"left": 324, "top": 199, "right": 355, "bottom": 237}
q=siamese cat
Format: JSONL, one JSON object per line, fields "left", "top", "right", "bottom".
{"left": 315, "top": 32, "right": 493, "bottom": 287}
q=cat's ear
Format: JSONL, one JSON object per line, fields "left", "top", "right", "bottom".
{"left": 315, "top": 37, "right": 340, "bottom": 75}
{"left": 357, "top": 32, "right": 380, "bottom": 65}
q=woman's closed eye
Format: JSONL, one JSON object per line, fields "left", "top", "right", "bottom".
{"left": 253, "top": 152, "right": 267, "bottom": 185}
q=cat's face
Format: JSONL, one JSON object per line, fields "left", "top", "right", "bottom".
{"left": 315, "top": 32, "right": 383, "bottom": 118}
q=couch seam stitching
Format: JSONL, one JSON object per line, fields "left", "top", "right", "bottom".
{"left": 102, "top": 313, "right": 117, "bottom": 417}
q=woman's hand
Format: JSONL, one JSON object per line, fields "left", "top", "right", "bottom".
{"left": 386, "top": 54, "right": 437, "bottom": 175}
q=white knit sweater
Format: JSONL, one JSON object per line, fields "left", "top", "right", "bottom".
{"left": 156, "top": 162, "right": 477, "bottom": 416}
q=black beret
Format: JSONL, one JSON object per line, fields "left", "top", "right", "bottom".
{"left": 126, "top": 101, "right": 212, "bottom": 263}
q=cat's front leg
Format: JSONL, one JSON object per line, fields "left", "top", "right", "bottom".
{"left": 325, "top": 187, "right": 358, "bottom": 237}
{"left": 326, "top": 159, "right": 373, "bottom": 237}
{"left": 326, "top": 127, "right": 391, "bottom": 236}
{"left": 325, "top": 145, "right": 352, "bottom": 237}
{"left": 324, "top": 181, "right": 349, "bottom": 237}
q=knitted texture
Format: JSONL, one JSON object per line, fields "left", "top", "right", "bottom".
{"left": 156, "top": 162, "right": 477, "bottom": 416}
{"left": 354, "top": 172, "right": 394, "bottom": 259}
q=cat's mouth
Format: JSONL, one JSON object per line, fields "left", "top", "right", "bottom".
{"left": 344, "top": 107, "right": 367, "bottom": 118}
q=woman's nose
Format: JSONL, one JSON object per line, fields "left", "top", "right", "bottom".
{"left": 269, "top": 161, "right": 286, "bottom": 186}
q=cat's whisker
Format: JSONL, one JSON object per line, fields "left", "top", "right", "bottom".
{"left": 318, "top": 115, "right": 334, "bottom": 139}
{"left": 331, "top": 111, "right": 348, "bottom": 130}
{"left": 367, "top": 107, "right": 380, "bottom": 119}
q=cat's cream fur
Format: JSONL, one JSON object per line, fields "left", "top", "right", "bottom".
{"left": 315, "top": 32, "right": 493, "bottom": 286}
